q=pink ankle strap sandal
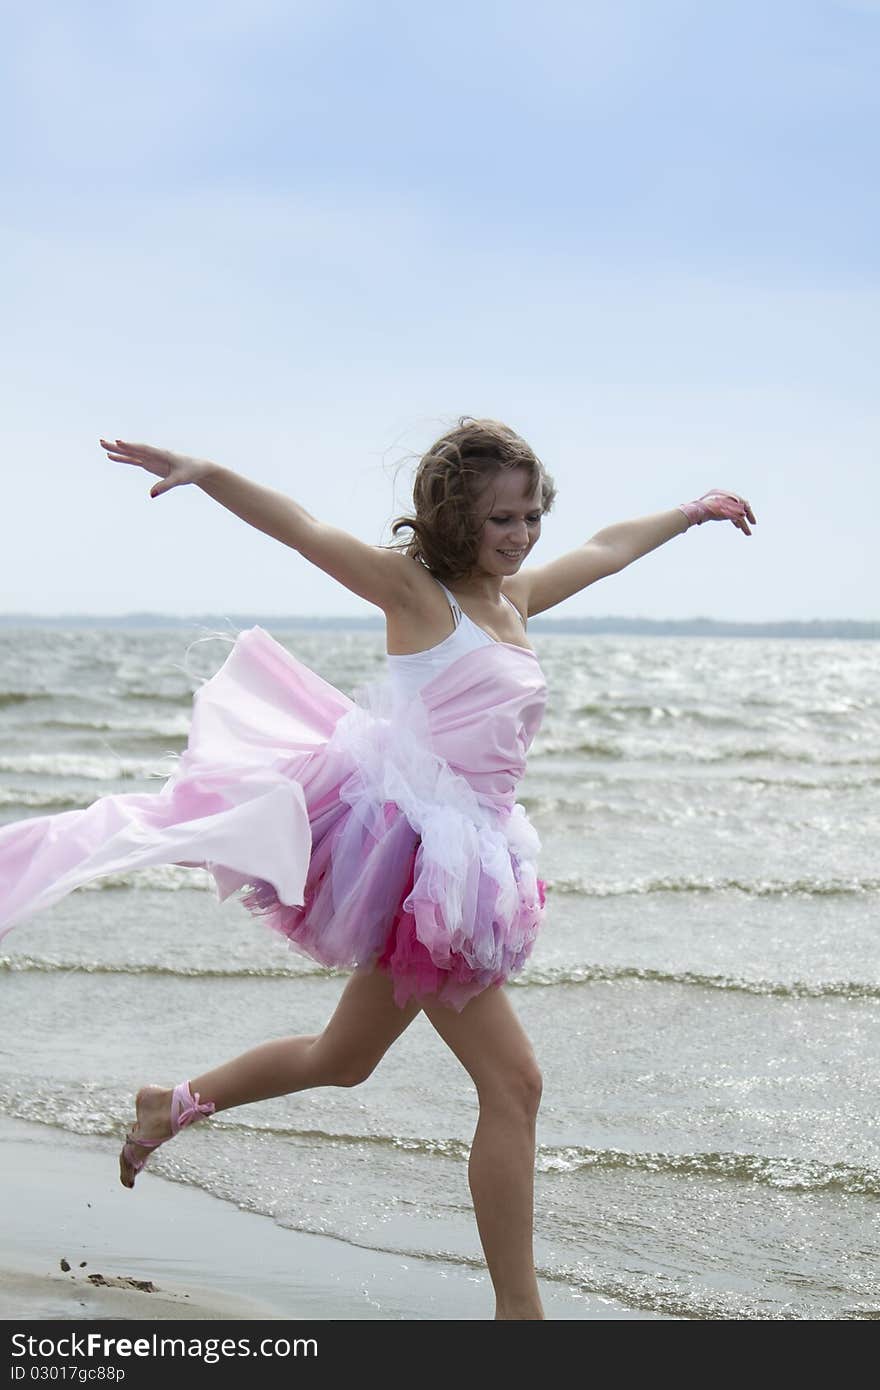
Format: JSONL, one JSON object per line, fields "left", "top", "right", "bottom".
{"left": 120, "top": 1081, "right": 215, "bottom": 1188}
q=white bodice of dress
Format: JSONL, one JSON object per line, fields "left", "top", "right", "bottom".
{"left": 386, "top": 581, "right": 528, "bottom": 702}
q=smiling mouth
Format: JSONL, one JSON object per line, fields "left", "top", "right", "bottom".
{"left": 498, "top": 549, "right": 525, "bottom": 558}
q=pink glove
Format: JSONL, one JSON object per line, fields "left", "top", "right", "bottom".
{"left": 679, "top": 490, "right": 756, "bottom": 536}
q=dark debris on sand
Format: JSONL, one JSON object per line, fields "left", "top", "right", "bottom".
{"left": 86, "top": 1273, "right": 157, "bottom": 1293}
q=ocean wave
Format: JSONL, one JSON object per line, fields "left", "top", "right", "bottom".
{"left": 549, "top": 873, "right": 880, "bottom": 898}
{"left": 0, "top": 691, "right": 53, "bottom": 708}
{"left": 737, "top": 775, "right": 880, "bottom": 790}
{"left": 3, "top": 1089, "right": 875, "bottom": 1200}
{"left": 511, "top": 963, "right": 880, "bottom": 999}
{"left": 172, "top": 1124, "right": 880, "bottom": 1199}
{"left": 0, "top": 863, "right": 215, "bottom": 892}
{"left": 0, "top": 788, "right": 86, "bottom": 810}
{"left": 203, "top": 1124, "right": 880, "bottom": 1198}
{"left": 0, "top": 954, "right": 333, "bottom": 981}
{"left": 519, "top": 794, "right": 620, "bottom": 817}
{"left": 534, "top": 1143, "right": 880, "bottom": 1196}
{"left": 5, "top": 953, "right": 876, "bottom": 1000}
{"left": 534, "top": 738, "right": 625, "bottom": 759}
{"left": 573, "top": 702, "right": 746, "bottom": 729}
{"left": 44, "top": 860, "right": 868, "bottom": 900}
{"left": 25, "top": 717, "right": 190, "bottom": 739}
{"left": 534, "top": 741, "right": 880, "bottom": 766}
{"left": 0, "top": 752, "right": 177, "bottom": 780}
{"left": 76, "top": 864, "right": 213, "bottom": 891}
{"left": 119, "top": 690, "right": 192, "bottom": 705}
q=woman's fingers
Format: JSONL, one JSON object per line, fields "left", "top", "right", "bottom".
{"left": 101, "top": 438, "right": 132, "bottom": 458}
{"left": 100, "top": 438, "right": 168, "bottom": 477}
{"left": 100, "top": 438, "right": 170, "bottom": 462}
{"left": 103, "top": 447, "right": 143, "bottom": 462}
{"left": 731, "top": 499, "right": 752, "bottom": 536}
{"left": 733, "top": 494, "right": 756, "bottom": 535}
{"left": 113, "top": 439, "right": 160, "bottom": 454}
{"left": 101, "top": 438, "right": 144, "bottom": 460}
{"left": 717, "top": 490, "right": 756, "bottom": 535}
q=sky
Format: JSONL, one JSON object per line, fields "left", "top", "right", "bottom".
{"left": 2, "top": 0, "right": 877, "bottom": 621}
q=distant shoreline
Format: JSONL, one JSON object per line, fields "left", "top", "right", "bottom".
{"left": 0, "top": 613, "right": 877, "bottom": 639}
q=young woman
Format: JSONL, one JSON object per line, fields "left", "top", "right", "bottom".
{"left": 0, "top": 418, "right": 754, "bottom": 1319}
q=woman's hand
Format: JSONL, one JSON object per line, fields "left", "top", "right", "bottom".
{"left": 678, "top": 490, "right": 756, "bottom": 536}
{"left": 100, "top": 439, "right": 214, "bottom": 498}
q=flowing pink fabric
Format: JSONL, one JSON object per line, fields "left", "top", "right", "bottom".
{"left": 0, "top": 626, "right": 548, "bottom": 1011}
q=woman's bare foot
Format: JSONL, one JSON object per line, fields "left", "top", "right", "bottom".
{"left": 119, "top": 1085, "right": 173, "bottom": 1189}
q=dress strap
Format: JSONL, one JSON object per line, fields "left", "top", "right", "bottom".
{"left": 501, "top": 592, "right": 527, "bottom": 630}
{"left": 434, "top": 579, "right": 462, "bottom": 627}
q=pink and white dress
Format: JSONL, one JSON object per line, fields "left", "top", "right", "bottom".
{"left": 0, "top": 583, "right": 548, "bottom": 1011}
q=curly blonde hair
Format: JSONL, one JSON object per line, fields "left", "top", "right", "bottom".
{"left": 389, "top": 418, "right": 556, "bottom": 582}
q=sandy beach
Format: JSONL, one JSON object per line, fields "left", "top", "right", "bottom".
{"left": 0, "top": 1115, "right": 659, "bottom": 1321}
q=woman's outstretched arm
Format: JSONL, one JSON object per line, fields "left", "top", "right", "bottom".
{"left": 99, "top": 438, "right": 414, "bottom": 611}
{"left": 512, "top": 490, "right": 756, "bottom": 618}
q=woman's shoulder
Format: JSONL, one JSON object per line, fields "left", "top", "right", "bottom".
{"left": 384, "top": 563, "right": 460, "bottom": 656}
{"left": 387, "top": 558, "right": 453, "bottom": 612}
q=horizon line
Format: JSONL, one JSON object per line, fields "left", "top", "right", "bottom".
{"left": 0, "top": 610, "right": 877, "bottom": 634}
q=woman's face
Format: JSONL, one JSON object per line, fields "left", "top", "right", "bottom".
{"left": 472, "top": 468, "right": 543, "bottom": 577}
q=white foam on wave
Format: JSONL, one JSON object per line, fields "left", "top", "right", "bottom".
{"left": 0, "top": 752, "right": 177, "bottom": 780}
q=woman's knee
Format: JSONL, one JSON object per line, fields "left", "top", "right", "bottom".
{"left": 480, "top": 1059, "right": 543, "bottom": 1117}
{"left": 518, "top": 1061, "right": 544, "bottom": 1114}
{"left": 306, "top": 1039, "right": 380, "bottom": 1089}
{"left": 304, "top": 971, "right": 420, "bottom": 1088}
{"left": 330, "top": 1057, "right": 379, "bottom": 1088}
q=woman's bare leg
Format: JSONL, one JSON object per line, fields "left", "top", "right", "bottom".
{"left": 421, "top": 986, "right": 544, "bottom": 1321}
{"left": 121, "top": 969, "right": 420, "bottom": 1185}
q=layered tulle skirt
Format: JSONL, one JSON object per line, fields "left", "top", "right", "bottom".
{"left": 238, "top": 661, "right": 547, "bottom": 1010}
